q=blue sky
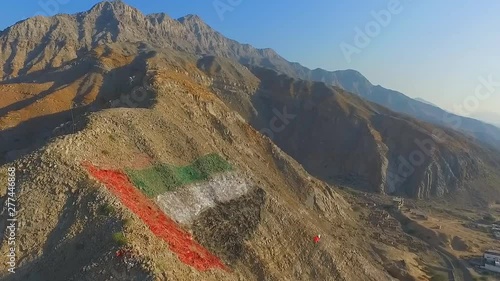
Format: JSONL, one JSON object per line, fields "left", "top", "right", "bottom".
{"left": 1, "top": 0, "right": 500, "bottom": 122}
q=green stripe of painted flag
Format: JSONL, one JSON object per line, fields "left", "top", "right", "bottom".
{"left": 126, "top": 153, "right": 233, "bottom": 197}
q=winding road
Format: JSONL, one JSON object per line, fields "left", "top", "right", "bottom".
{"left": 435, "top": 246, "right": 474, "bottom": 281}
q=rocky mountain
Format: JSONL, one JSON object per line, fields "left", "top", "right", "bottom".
{"left": 0, "top": 42, "right": 402, "bottom": 281}
{"left": 1, "top": 1, "right": 499, "bottom": 150}
{"left": 197, "top": 56, "right": 500, "bottom": 198}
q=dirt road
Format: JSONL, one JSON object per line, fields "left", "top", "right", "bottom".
{"left": 435, "top": 246, "right": 474, "bottom": 281}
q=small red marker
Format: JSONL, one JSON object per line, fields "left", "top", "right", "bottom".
{"left": 313, "top": 234, "right": 321, "bottom": 244}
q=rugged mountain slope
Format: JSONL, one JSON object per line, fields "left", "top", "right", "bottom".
{"left": 1, "top": 0, "right": 499, "bottom": 149}
{"left": 0, "top": 46, "right": 397, "bottom": 280}
{"left": 197, "top": 56, "right": 500, "bottom": 199}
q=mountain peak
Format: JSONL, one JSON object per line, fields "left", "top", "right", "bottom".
{"left": 177, "top": 14, "right": 203, "bottom": 24}
{"left": 87, "top": 0, "right": 139, "bottom": 16}
{"left": 90, "top": 0, "right": 125, "bottom": 10}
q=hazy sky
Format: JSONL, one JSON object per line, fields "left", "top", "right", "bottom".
{"left": 2, "top": 0, "right": 499, "bottom": 120}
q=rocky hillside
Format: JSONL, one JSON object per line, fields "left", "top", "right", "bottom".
{"left": 1, "top": 1, "right": 499, "bottom": 149}
{"left": 198, "top": 56, "right": 500, "bottom": 199}
{"left": 0, "top": 46, "right": 398, "bottom": 280}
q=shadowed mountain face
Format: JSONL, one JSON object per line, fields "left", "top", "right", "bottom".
{"left": 196, "top": 57, "right": 500, "bottom": 199}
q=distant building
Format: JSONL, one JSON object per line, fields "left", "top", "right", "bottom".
{"left": 483, "top": 250, "right": 500, "bottom": 273}
{"left": 484, "top": 260, "right": 500, "bottom": 273}
{"left": 485, "top": 250, "right": 500, "bottom": 262}
{"left": 392, "top": 197, "right": 404, "bottom": 210}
